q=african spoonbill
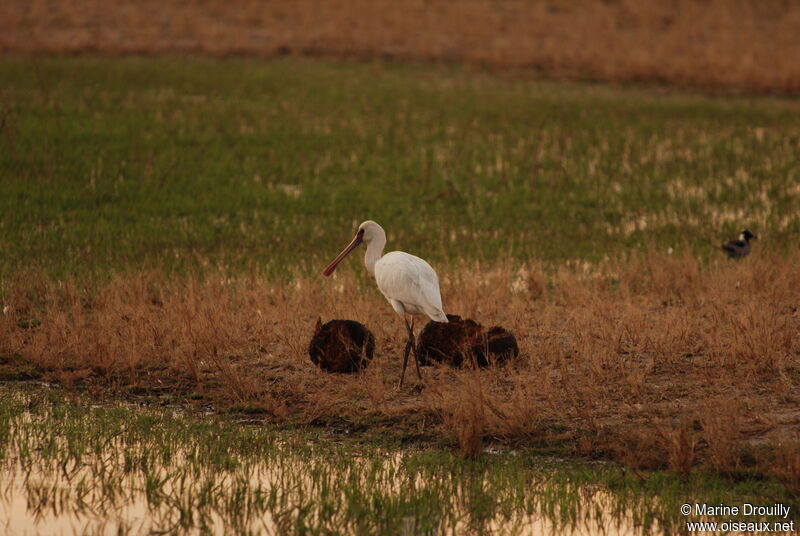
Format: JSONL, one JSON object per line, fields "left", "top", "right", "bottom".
{"left": 322, "top": 220, "right": 448, "bottom": 386}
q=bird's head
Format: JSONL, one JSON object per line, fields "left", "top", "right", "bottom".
{"left": 740, "top": 229, "right": 756, "bottom": 242}
{"left": 357, "top": 220, "right": 384, "bottom": 245}
{"left": 322, "top": 220, "right": 385, "bottom": 276}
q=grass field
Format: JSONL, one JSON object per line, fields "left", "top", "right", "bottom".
{"left": 1, "top": 56, "right": 799, "bottom": 530}
{"left": 1, "top": 57, "right": 799, "bottom": 279}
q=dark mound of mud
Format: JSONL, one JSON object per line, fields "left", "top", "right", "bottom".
{"left": 416, "top": 314, "right": 483, "bottom": 367}
{"left": 417, "top": 314, "right": 519, "bottom": 368}
{"left": 308, "top": 319, "right": 375, "bottom": 373}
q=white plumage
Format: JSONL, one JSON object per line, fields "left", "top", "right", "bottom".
{"left": 322, "top": 220, "right": 447, "bottom": 386}
{"left": 375, "top": 252, "right": 448, "bottom": 321}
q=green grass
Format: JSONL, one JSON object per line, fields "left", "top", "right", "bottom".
{"left": 1, "top": 387, "right": 795, "bottom": 535}
{"left": 1, "top": 56, "right": 799, "bottom": 279}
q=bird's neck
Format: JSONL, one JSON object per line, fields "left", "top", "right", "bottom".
{"left": 364, "top": 237, "right": 385, "bottom": 277}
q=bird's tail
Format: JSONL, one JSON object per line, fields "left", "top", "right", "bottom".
{"left": 429, "top": 310, "right": 449, "bottom": 323}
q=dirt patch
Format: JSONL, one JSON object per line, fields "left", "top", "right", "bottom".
{"left": 308, "top": 318, "right": 375, "bottom": 373}
{"left": 417, "top": 314, "right": 519, "bottom": 368}
{"left": 0, "top": 353, "right": 42, "bottom": 381}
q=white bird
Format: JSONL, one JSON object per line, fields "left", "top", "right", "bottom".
{"left": 322, "top": 220, "right": 448, "bottom": 387}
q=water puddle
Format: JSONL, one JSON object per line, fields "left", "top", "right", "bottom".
{"left": 0, "top": 451, "right": 647, "bottom": 535}
{"left": 0, "top": 392, "right": 661, "bottom": 535}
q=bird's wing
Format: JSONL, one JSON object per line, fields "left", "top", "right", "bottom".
{"left": 375, "top": 252, "right": 445, "bottom": 318}
{"left": 722, "top": 240, "right": 749, "bottom": 258}
{"left": 722, "top": 240, "right": 745, "bottom": 252}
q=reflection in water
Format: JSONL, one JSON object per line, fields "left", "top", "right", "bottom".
{"left": 2, "top": 456, "right": 640, "bottom": 535}
{"left": 0, "top": 392, "right": 654, "bottom": 535}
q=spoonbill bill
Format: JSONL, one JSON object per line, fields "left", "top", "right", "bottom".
{"left": 722, "top": 229, "right": 756, "bottom": 259}
{"left": 322, "top": 220, "right": 448, "bottom": 386}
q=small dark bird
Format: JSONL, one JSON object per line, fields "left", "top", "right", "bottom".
{"left": 721, "top": 229, "right": 756, "bottom": 259}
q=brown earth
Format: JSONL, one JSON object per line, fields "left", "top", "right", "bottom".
{"left": 1, "top": 251, "right": 799, "bottom": 488}
{"left": 1, "top": 0, "right": 799, "bottom": 94}
{"left": 309, "top": 318, "right": 375, "bottom": 373}
{"left": 416, "top": 314, "right": 519, "bottom": 368}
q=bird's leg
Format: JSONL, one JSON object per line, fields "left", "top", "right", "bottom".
{"left": 409, "top": 317, "right": 423, "bottom": 381}
{"left": 399, "top": 314, "right": 417, "bottom": 388}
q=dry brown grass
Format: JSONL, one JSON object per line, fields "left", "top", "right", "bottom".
{"left": 2, "top": 250, "right": 799, "bottom": 476}
{"left": 431, "top": 370, "right": 487, "bottom": 458}
{"left": 2, "top": 0, "right": 799, "bottom": 94}
{"left": 658, "top": 419, "right": 698, "bottom": 478}
{"left": 701, "top": 397, "right": 743, "bottom": 474}
{"left": 768, "top": 441, "right": 800, "bottom": 495}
